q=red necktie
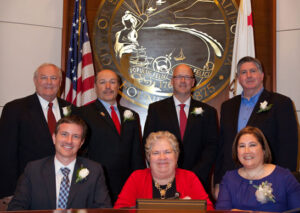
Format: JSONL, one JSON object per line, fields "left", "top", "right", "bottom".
{"left": 47, "top": 102, "right": 56, "bottom": 135}
{"left": 179, "top": 104, "right": 187, "bottom": 140}
{"left": 110, "top": 105, "right": 121, "bottom": 134}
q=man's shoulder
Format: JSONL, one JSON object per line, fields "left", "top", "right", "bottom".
{"left": 57, "top": 97, "right": 72, "bottom": 107}
{"left": 76, "top": 157, "right": 104, "bottom": 174}
{"left": 266, "top": 90, "right": 293, "bottom": 103}
{"left": 4, "top": 94, "right": 36, "bottom": 107}
{"left": 25, "top": 156, "right": 53, "bottom": 171}
{"left": 118, "top": 104, "right": 139, "bottom": 116}
{"left": 148, "top": 97, "right": 172, "bottom": 108}
{"left": 222, "top": 95, "right": 241, "bottom": 106}
{"left": 191, "top": 98, "right": 216, "bottom": 111}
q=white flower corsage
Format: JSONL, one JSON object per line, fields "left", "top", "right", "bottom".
{"left": 124, "top": 110, "right": 134, "bottom": 122}
{"left": 75, "top": 166, "right": 89, "bottom": 183}
{"left": 62, "top": 105, "right": 72, "bottom": 116}
{"left": 253, "top": 181, "right": 275, "bottom": 204}
{"left": 190, "top": 107, "right": 204, "bottom": 116}
{"left": 257, "top": 100, "right": 272, "bottom": 113}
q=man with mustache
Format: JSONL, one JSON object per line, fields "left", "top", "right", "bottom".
{"left": 77, "top": 69, "right": 145, "bottom": 203}
{"left": 143, "top": 64, "right": 218, "bottom": 192}
{"left": 214, "top": 56, "right": 298, "bottom": 197}
{"left": 0, "top": 63, "right": 72, "bottom": 202}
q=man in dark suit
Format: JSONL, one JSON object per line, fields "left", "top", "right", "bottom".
{"left": 214, "top": 56, "right": 298, "bottom": 195}
{"left": 78, "top": 69, "right": 145, "bottom": 203}
{"left": 143, "top": 64, "right": 219, "bottom": 191}
{"left": 0, "top": 63, "right": 72, "bottom": 199}
{"left": 7, "top": 115, "right": 111, "bottom": 210}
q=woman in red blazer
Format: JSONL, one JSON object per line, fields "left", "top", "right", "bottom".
{"left": 114, "top": 131, "right": 213, "bottom": 209}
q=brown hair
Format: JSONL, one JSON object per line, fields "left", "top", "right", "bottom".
{"left": 232, "top": 126, "right": 272, "bottom": 166}
{"left": 55, "top": 115, "right": 88, "bottom": 140}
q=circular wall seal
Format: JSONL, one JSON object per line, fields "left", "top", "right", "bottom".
{"left": 93, "top": 0, "right": 237, "bottom": 108}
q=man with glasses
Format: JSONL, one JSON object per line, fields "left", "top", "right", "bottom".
{"left": 214, "top": 56, "right": 298, "bottom": 197}
{"left": 143, "top": 64, "right": 218, "bottom": 191}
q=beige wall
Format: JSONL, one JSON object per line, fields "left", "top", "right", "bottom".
{"left": 0, "top": 0, "right": 63, "bottom": 113}
{"left": 276, "top": 0, "right": 300, "bottom": 169}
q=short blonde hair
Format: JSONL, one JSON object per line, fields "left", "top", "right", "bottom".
{"left": 145, "top": 131, "right": 180, "bottom": 161}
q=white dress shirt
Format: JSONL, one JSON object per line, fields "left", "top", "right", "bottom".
{"left": 173, "top": 96, "right": 191, "bottom": 124}
{"left": 54, "top": 157, "right": 76, "bottom": 208}
{"left": 37, "top": 94, "right": 61, "bottom": 122}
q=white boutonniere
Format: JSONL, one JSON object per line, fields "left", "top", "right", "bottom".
{"left": 75, "top": 166, "right": 89, "bottom": 183}
{"left": 190, "top": 107, "right": 204, "bottom": 116}
{"left": 257, "top": 100, "right": 273, "bottom": 113}
{"left": 124, "top": 110, "right": 134, "bottom": 122}
{"left": 253, "top": 181, "right": 275, "bottom": 204}
{"left": 62, "top": 105, "right": 72, "bottom": 116}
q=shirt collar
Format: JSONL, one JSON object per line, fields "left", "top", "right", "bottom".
{"left": 54, "top": 156, "right": 76, "bottom": 175}
{"left": 173, "top": 96, "right": 191, "bottom": 107}
{"left": 37, "top": 93, "right": 59, "bottom": 110}
{"left": 241, "top": 87, "right": 264, "bottom": 104}
{"left": 98, "top": 98, "right": 117, "bottom": 110}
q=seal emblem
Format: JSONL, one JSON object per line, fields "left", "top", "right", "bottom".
{"left": 94, "top": 0, "right": 237, "bottom": 108}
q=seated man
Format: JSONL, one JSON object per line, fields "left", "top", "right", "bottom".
{"left": 7, "top": 115, "right": 112, "bottom": 210}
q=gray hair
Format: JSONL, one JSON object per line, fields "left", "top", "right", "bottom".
{"left": 34, "top": 63, "right": 62, "bottom": 79}
{"left": 237, "top": 56, "right": 263, "bottom": 76}
{"left": 145, "top": 131, "right": 180, "bottom": 161}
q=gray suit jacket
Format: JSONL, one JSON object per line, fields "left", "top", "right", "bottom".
{"left": 7, "top": 156, "right": 112, "bottom": 210}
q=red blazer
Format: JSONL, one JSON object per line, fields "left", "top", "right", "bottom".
{"left": 114, "top": 168, "right": 214, "bottom": 210}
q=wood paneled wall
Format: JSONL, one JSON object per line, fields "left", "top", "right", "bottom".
{"left": 61, "top": 0, "right": 276, "bottom": 114}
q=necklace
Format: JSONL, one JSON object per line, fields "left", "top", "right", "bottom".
{"left": 243, "top": 165, "right": 265, "bottom": 184}
{"left": 154, "top": 180, "right": 173, "bottom": 199}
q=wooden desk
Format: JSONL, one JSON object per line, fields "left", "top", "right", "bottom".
{"left": 1, "top": 208, "right": 273, "bottom": 213}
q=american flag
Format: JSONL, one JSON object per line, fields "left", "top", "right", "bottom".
{"left": 63, "top": 0, "right": 96, "bottom": 106}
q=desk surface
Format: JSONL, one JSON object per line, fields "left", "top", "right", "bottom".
{"left": 1, "top": 208, "right": 274, "bottom": 213}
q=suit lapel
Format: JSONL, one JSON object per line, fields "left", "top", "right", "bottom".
{"left": 57, "top": 98, "right": 68, "bottom": 118}
{"left": 42, "top": 157, "right": 56, "bottom": 209}
{"left": 247, "top": 89, "right": 270, "bottom": 125}
{"left": 184, "top": 99, "right": 198, "bottom": 141}
{"left": 231, "top": 96, "right": 241, "bottom": 133}
{"left": 95, "top": 100, "right": 120, "bottom": 135}
{"left": 29, "top": 94, "right": 52, "bottom": 139}
{"left": 67, "top": 158, "right": 82, "bottom": 208}
{"left": 166, "top": 97, "right": 181, "bottom": 140}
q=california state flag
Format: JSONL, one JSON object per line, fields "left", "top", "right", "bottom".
{"left": 230, "top": 0, "right": 255, "bottom": 97}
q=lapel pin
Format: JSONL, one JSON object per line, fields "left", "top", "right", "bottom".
{"left": 100, "top": 112, "right": 105, "bottom": 117}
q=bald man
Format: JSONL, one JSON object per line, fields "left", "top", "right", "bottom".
{"left": 77, "top": 69, "right": 145, "bottom": 203}
{"left": 143, "top": 64, "right": 218, "bottom": 191}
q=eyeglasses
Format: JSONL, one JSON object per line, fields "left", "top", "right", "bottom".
{"left": 173, "top": 75, "right": 194, "bottom": 80}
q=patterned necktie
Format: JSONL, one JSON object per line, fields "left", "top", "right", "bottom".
{"left": 57, "top": 167, "right": 70, "bottom": 209}
{"left": 179, "top": 104, "right": 187, "bottom": 140}
{"left": 47, "top": 102, "right": 56, "bottom": 135}
{"left": 110, "top": 105, "right": 121, "bottom": 134}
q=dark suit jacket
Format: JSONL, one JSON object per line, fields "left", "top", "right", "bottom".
{"left": 77, "top": 100, "right": 145, "bottom": 202}
{"left": 214, "top": 89, "right": 298, "bottom": 183}
{"left": 143, "top": 97, "right": 219, "bottom": 190}
{"left": 7, "top": 156, "right": 112, "bottom": 210}
{"left": 0, "top": 93, "right": 72, "bottom": 198}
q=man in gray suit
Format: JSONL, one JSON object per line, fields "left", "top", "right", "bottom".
{"left": 7, "top": 115, "right": 111, "bottom": 210}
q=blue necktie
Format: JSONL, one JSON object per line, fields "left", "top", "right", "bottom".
{"left": 57, "top": 167, "right": 70, "bottom": 209}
